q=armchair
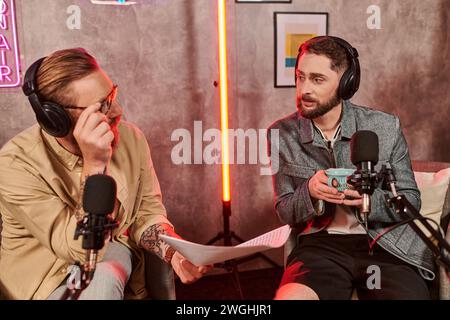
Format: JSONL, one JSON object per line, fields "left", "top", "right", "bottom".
{"left": 283, "top": 160, "right": 450, "bottom": 299}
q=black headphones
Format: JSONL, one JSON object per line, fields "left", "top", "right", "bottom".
{"left": 22, "top": 57, "right": 72, "bottom": 137}
{"left": 294, "top": 36, "right": 361, "bottom": 100}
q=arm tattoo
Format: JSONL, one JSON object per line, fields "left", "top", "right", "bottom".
{"left": 139, "top": 224, "right": 176, "bottom": 263}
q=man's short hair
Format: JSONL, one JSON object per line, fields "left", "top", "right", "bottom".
{"left": 36, "top": 48, "right": 99, "bottom": 107}
{"left": 298, "top": 37, "right": 349, "bottom": 73}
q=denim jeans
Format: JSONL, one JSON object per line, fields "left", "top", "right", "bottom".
{"left": 47, "top": 242, "right": 132, "bottom": 300}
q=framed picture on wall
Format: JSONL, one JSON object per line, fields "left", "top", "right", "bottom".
{"left": 274, "top": 12, "right": 328, "bottom": 87}
{"left": 236, "top": 0, "right": 292, "bottom": 3}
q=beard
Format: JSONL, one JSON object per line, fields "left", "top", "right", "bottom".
{"left": 297, "top": 92, "right": 341, "bottom": 119}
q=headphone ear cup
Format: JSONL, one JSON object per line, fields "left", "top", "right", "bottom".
{"left": 339, "top": 58, "right": 361, "bottom": 100}
{"left": 338, "top": 69, "right": 354, "bottom": 100}
{"left": 39, "top": 102, "right": 72, "bottom": 137}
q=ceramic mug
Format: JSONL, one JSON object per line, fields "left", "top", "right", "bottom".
{"left": 325, "top": 168, "right": 355, "bottom": 192}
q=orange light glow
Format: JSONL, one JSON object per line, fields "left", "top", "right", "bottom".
{"left": 218, "top": 0, "right": 230, "bottom": 202}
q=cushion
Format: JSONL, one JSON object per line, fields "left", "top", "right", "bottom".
{"left": 414, "top": 168, "right": 450, "bottom": 237}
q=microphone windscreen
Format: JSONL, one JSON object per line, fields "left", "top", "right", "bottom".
{"left": 350, "top": 130, "right": 379, "bottom": 165}
{"left": 83, "top": 174, "right": 117, "bottom": 216}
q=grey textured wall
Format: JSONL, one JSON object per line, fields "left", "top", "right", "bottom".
{"left": 0, "top": 0, "right": 448, "bottom": 270}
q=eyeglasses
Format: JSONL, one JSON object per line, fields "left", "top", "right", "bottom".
{"left": 64, "top": 85, "right": 118, "bottom": 115}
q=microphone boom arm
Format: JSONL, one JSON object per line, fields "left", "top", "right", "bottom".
{"left": 379, "top": 165, "right": 450, "bottom": 271}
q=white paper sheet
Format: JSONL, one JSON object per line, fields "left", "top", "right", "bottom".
{"left": 160, "top": 225, "right": 291, "bottom": 266}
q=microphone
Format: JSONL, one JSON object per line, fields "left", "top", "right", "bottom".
{"left": 75, "top": 174, "right": 118, "bottom": 284}
{"left": 349, "top": 130, "right": 379, "bottom": 216}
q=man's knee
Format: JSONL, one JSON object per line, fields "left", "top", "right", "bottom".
{"left": 274, "top": 283, "right": 320, "bottom": 300}
{"left": 79, "top": 260, "right": 131, "bottom": 300}
{"left": 96, "top": 260, "right": 131, "bottom": 284}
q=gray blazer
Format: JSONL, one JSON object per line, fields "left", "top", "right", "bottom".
{"left": 268, "top": 100, "right": 435, "bottom": 279}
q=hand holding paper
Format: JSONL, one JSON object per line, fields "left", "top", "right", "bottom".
{"left": 160, "top": 225, "right": 291, "bottom": 266}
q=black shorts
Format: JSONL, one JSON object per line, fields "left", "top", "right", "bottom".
{"left": 279, "top": 231, "right": 431, "bottom": 300}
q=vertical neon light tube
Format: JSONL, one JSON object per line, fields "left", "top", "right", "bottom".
{"left": 217, "top": 0, "right": 230, "bottom": 202}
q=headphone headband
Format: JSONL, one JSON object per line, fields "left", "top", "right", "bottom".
{"left": 22, "top": 57, "right": 45, "bottom": 97}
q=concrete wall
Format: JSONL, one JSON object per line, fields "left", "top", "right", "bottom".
{"left": 0, "top": 0, "right": 448, "bottom": 270}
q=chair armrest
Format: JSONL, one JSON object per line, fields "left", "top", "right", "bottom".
{"left": 144, "top": 252, "right": 176, "bottom": 300}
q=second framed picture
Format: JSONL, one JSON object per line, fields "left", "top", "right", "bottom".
{"left": 274, "top": 12, "right": 328, "bottom": 88}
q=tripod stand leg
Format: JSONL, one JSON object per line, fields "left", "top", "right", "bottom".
{"left": 230, "top": 232, "right": 246, "bottom": 243}
{"left": 206, "top": 233, "right": 224, "bottom": 245}
{"left": 206, "top": 201, "right": 280, "bottom": 298}
{"left": 230, "top": 233, "right": 281, "bottom": 268}
{"left": 235, "top": 252, "right": 280, "bottom": 268}
{"left": 258, "top": 253, "right": 280, "bottom": 268}
{"left": 228, "top": 262, "right": 244, "bottom": 300}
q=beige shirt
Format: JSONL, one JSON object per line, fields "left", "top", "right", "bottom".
{"left": 0, "top": 122, "right": 172, "bottom": 299}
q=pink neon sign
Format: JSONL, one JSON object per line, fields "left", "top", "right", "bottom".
{"left": 0, "top": 0, "right": 20, "bottom": 88}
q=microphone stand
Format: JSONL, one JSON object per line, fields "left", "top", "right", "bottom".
{"left": 60, "top": 215, "right": 119, "bottom": 300}
{"left": 60, "top": 261, "right": 91, "bottom": 300}
{"left": 348, "top": 165, "right": 378, "bottom": 231}
{"left": 378, "top": 165, "right": 450, "bottom": 272}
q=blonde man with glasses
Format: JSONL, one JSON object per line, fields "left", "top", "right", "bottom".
{"left": 0, "top": 48, "right": 210, "bottom": 300}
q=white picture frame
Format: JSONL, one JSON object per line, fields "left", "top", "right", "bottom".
{"left": 274, "top": 12, "right": 328, "bottom": 87}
